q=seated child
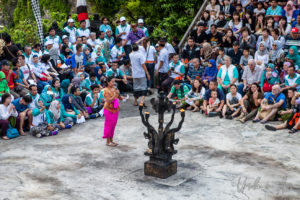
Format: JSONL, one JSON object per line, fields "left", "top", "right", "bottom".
{"left": 207, "top": 90, "right": 220, "bottom": 115}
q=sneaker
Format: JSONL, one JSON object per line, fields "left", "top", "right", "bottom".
{"left": 65, "top": 124, "right": 72, "bottom": 129}
{"left": 50, "top": 131, "right": 58, "bottom": 136}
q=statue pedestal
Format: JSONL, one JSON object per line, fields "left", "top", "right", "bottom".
{"left": 144, "top": 158, "right": 177, "bottom": 179}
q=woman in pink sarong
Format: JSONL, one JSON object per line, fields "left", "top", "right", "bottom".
{"left": 102, "top": 76, "right": 124, "bottom": 147}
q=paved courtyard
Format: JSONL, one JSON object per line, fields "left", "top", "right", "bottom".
{"left": 1, "top": 95, "right": 300, "bottom": 200}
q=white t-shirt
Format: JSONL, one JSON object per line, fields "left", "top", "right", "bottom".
{"left": 20, "top": 64, "right": 33, "bottom": 80}
{"left": 165, "top": 43, "right": 175, "bottom": 55}
{"left": 158, "top": 48, "right": 169, "bottom": 73}
{"left": 138, "top": 45, "right": 156, "bottom": 62}
{"left": 76, "top": 28, "right": 90, "bottom": 38}
{"left": 87, "top": 38, "right": 100, "bottom": 47}
{"left": 226, "top": 92, "right": 242, "bottom": 103}
{"left": 63, "top": 26, "right": 77, "bottom": 44}
{"left": 129, "top": 51, "right": 146, "bottom": 78}
{"left": 110, "top": 45, "right": 125, "bottom": 62}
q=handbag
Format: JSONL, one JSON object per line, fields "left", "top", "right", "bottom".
{"left": 7, "top": 123, "right": 19, "bottom": 139}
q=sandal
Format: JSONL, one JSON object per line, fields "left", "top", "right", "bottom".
{"left": 106, "top": 142, "right": 117, "bottom": 147}
{"left": 260, "top": 120, "right": 267, "bottom": 124}
{"left": 265, "top": 125, "right": 277, "bottom": 131}
{"left": 252, "top": 119, "right": 260, "bottom": 123}
{"left": 289, "top": 128, "right": 298, "bottom": 134}
{"left": 111, "top": 142, "right": 119, "bottom": 146}
{"left": 2, "top": 136, "right": 10, "bottom": 140}
{"left": 133, "top": 102, "right": 138, "bottom": 106}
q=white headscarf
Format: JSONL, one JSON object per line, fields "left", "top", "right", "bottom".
{"left": 49, "top": 100, "right": 61, "bottom": 122}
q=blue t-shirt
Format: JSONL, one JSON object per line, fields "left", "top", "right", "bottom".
{"left": 204, "top": 88, "right": 225, "bottom": 101}
{"left": 264, "top": 92, "right": 286, "bottom": 109}
{"left": 12, "top": 98, "right": 29, "bottom": 112}
{"left": 13, "top": 70, "right": 24, "bottom": 84}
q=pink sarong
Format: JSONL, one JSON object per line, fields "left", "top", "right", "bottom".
{"left": 103, "top": 109, "right": 119, "bottom": 139}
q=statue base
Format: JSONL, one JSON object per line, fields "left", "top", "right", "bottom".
{"left": 144, "top": 158, "right": 177, "bottom": 179}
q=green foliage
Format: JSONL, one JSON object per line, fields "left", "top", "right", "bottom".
{"left": 3, "top": 19, "right": 38, "bottom": 46}
{"left": 2, "top": 0, "right": 202, "bottom": 46}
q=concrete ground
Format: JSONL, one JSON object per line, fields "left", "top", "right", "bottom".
{"left": 1, "top": 93, "right": 300, "bottom": 200}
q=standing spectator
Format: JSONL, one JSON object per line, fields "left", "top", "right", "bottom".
{"left": 162, "top": 54, "right": 185, "bottom": 92}
{"left": 139, "top": 38, "right": 157, "bottom": 90}
{"left": 116, "top": 17, "right": 131, "bottom": 57}
{"left": 129, "top": 44, "right": 150, "bottom": 106}
{"left": 125, "top": 24, "right": 145, "bottom": 46}
{"left": 156, "top": 43, "right": 169, "bottom": 93}
{"left": 137, "top": 19, "right": 149, "bottom": 37}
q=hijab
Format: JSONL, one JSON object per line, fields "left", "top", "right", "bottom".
{"left": 270, "top": 40, "right": 284, "bottom": 62}
{"left": 62, "top": 95, "right": 73, "bottom": 110}
{"left": 205, "top": 59, "right": 218, "bottom": 77}
{"left": 71, "top": 77, "right": 81, "bottom": 88}
{"left": 287, "top": 46, "right": 300, "bottom": 67}
{"left": 40, "top": 85, "right": 54, "bottom": 106}
{"left": 258, "top": 41, "right": 268, "bottom": 56}
{"left": 202, "top": 42, "right": 213, "bottom": 60}
{"left": 284, "top": 1, "right": 295, "bottom": 17}
{"left": 265, "top": 63, "right": 278, "bottom": 79}
{"left": 49, "top": 100, "right": 61, "bottom": 121}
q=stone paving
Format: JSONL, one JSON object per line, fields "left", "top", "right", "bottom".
{"left": 1, "top": 95, "right": 300, "bottom": 200}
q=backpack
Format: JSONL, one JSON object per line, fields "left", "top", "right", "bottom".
{"left": 7, "top": 123, "right": 19, "bottom": 139}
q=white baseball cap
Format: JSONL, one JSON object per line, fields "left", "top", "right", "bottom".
{"left": 68, "top": 19, "right": 74, "bottom": 23}
{"left": 120, "top": 16, "right": 126, "bottom": 21}
{"left": 62, "top": 35, "right": 68, "bottom": 40}
{"left": 45, "top": 40, "right": 54, "bottom": 46}
{"left": 138, "top": 19, "right": 144, "bottom": 24}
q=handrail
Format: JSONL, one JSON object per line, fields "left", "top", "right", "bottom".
{"left": 179, "top": 0, "right": 209, "bottom": 49}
